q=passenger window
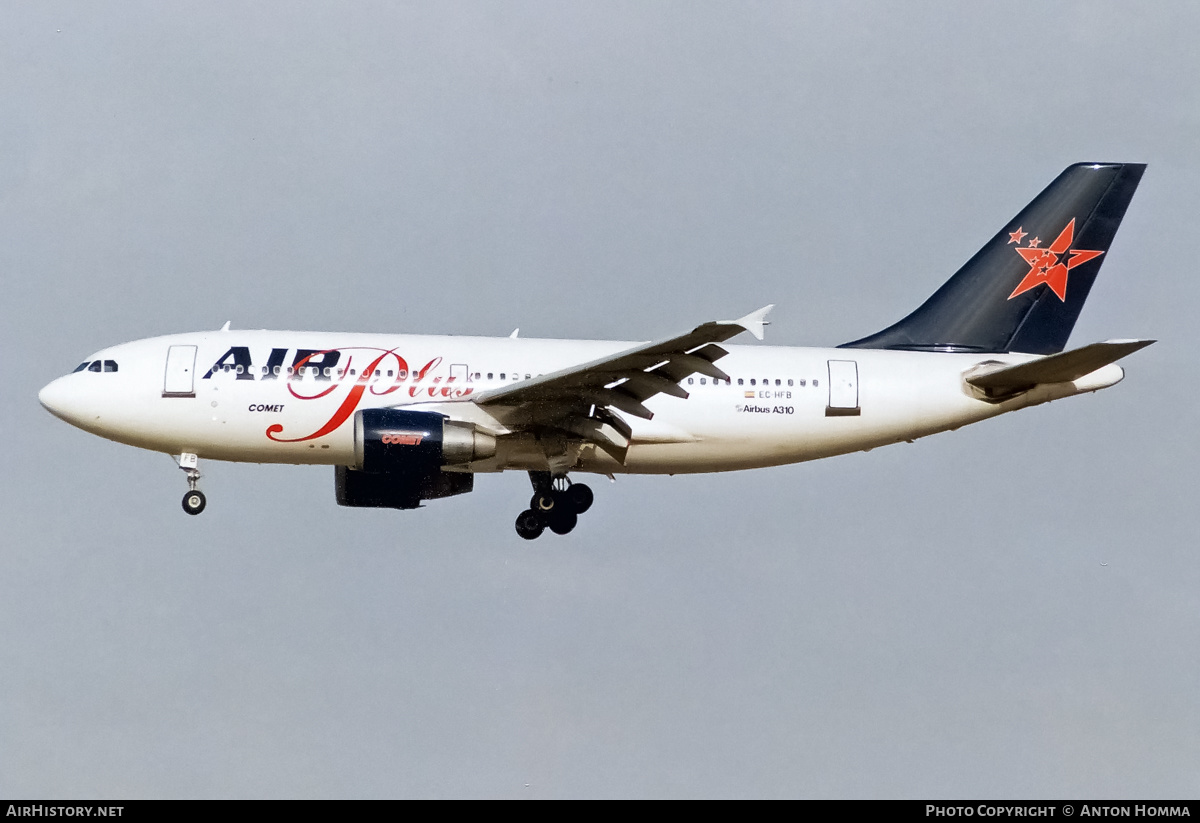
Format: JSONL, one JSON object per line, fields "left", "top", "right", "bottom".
{"left": 399, "top": 370, "right": 408, "bottom": 379}
{"left": 500, "top": 373, "right": 506, "bottom": 380}
{"left": 775, "top": 379, "right": 781, "bottom": 386}
{"left": 274, "top": 365, "right": 282, "bottom": 375}
{"left": 700, "top": 378, "right": 706, "bottom": 385}
{"left": 799, "top": 379, "right": 806, "bottom": 386}
{"left": 103, "top": 360, "right": 118, "bottom": 372}
{"left": 88, "top": 361, "right": 102, "bottom": 372}
{"left": 687, "top": 378, "right": 694, "bottom": 385}
{"left": 749, "top": 378, "right": 755, "bottom": 386}
{"left": 73, "top": 362, "right": 91, "bottom": 373}
{"left": 787, "top": 379, "right": 793, "bottom": 386}
{"left": 487, "top": 373, "right": 494, "bottom": 380}
{"left": 737, "top": 378, "right": 743, "bottom": 385}
{"left": 813, "top": 379, "right": 819, "bottom": 387}
{"left": 387, "top": 370, "right": 393, "bottom": 377}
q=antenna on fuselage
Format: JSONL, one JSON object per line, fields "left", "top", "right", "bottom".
{"left": 509, "top": 328, "right": 520, "bottom": 339}
{"left": 220, "top": 321, "right": 231, "bottom": 331}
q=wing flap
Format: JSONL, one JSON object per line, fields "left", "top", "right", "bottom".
{"left": 621, "top": 372, "right": 690, "bottom": 401}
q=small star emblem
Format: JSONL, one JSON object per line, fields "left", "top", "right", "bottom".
{"left": 1008, "top": 227, "right": 1027, "bottom": 244}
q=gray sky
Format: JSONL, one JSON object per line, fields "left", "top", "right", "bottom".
{"left": 2, "top": 0, "right": 1197, "bottom": 798}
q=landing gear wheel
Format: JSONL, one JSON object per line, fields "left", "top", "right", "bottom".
{"left": 531, "top": 492, "right": 556, "bottom": 514}
{"left": 567, "top": 483, "right": 593, "bottom": 514}
{"left": 182, "top": 489, "right": 207, "bottom": 516}
{"left": 548, "top": 508, "right": 578, "bottom": 535}
{"left": 515, "top": 509, "right": 545, "bottom": 540}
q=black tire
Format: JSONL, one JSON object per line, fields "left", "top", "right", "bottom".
{"left": 567, "top": 483, "right": 594, "bottom": 514}
{"left": 548, "top": 508, "right": 577, "bottom": 535}
{"left": 182, "top": 489, "right": 207, "bottom": 516}
{"left": 515, "top": 509, "right": 544, "bottom": 540}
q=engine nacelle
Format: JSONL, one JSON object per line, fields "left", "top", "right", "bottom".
{"left": 353, "top": 408, "right": 496, "bottom": 473}
{"left": 335, "top": 408, "right": 496, "bottom": 510}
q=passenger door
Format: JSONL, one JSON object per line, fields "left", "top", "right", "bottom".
{"left": 826, "top": 359, "right": 860, "bottom": 416}
{"left": 163, "top": 345, "right": 197, "bottom": 398}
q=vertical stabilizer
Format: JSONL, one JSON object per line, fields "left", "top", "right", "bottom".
{"left": 841, "top": 163, "right": 1145, "bottom": 354}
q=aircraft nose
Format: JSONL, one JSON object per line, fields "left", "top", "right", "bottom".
{"left": 39, "top": 375, "right": 88, "bottom": 427}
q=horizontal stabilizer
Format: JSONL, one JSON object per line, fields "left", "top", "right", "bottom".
{"left": 966, "top": 339, "right": 1155, "bottom": 393}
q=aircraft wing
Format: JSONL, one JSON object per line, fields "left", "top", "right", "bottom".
{"left": 965, "top": 339, "right": 1155, "bottom": 398}
{"left": 470, "top": 305, "right": 773, "bottom": 462}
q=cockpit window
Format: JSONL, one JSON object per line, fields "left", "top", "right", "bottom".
{"left": 76, "top": 360, "right": 118, "bottom": 373}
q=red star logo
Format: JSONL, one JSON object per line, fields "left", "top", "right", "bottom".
{"left": 1007, "top": 218, "right": 1103, "bottom": 302}
{"left": 1008, "top": 227, "right": 1027, "bottom": 244}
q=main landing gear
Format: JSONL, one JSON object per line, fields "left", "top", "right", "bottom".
{"left": 178, "top": 452, "right": 207, "bottom": 516}
{"left": 515, "top": 471, "right": 594, "bottom": 540}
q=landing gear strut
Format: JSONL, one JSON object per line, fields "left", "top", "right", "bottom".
{"left": 515, "top": 471, "right": 594, "bottom": 540}
{"left": 178, "top": 452, "right": 206, "bottom": 516}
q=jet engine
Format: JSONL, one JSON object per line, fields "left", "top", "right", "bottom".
{"left": 335, "top": 408, "right": 497, "bottom": 509}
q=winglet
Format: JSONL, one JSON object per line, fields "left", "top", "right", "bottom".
{"left": 730, "top": 304, "right": 774, "bottom": 341}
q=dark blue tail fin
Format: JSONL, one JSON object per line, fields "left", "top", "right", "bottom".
{"left": 841, "top": 163, "right": 1145, "bottom": 354}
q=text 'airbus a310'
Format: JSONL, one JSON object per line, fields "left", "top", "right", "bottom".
{"left": 39, "top": 162, "right": 1152, "bottom": 539}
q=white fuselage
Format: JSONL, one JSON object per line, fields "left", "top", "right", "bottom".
{"left": 38, "top": 330, "right": 1124, "bottom": 476}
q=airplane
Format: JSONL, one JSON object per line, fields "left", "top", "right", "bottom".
{"left": 38, "top": 162, "right": 1153, "bottom": 539}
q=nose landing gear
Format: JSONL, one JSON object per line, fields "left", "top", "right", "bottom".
{"left": 177, "top": 452, "right": 207, "bottom": 516}
{"left": 183, "top": 489, "right": 207, "bottom": 515}
{"left": 515, "top": 471, "right": 594, "bottom": 540}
